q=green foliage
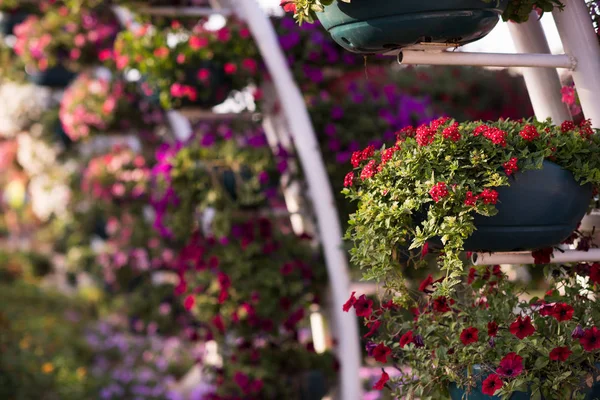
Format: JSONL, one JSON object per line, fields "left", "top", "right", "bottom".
{"left": 345, "top": 118, "right": 600, "bottom": 297}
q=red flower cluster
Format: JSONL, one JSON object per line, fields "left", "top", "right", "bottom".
{"left": 561, "top": 120, "right": 576, "bottom": 133}
{"left": 479, "top": 188, "right": 499, "bottom": 205}
{"left": 442, "top": 122, "right": 461, "bottom": 142}
{"left": 351, "top": 145, "right": 375, "bottom": 168}
{"left": 483, "top": 127, "right": 508, "bottom": 147}
{"left": 343, "top": 171, "right": 354, "bottom": 188}
{"left": 579, "top": 119, "right": 594, "bottom": 138}
{"left": 416, "top": 124, "right": 436, "bottom": 146}
{"left": 464, "top": 191, "right": 478, "bottom": 206}
{"left": 431, "top": 117, "right": 451, "bottom": 130}
{"left": 380, "top": 147, "right": 397, "bottom": 166}
{"left": 360, "top": 160, "right": 378, "bottom": 180}
{"left": 460, "top": 327, "right": 479, "bottom": 345}
{"left": 473, "top": 124, "right": 489, "bottom": 137}
{"left": 429, "top": 182, "right": 449, "bottom": 202}
{"left": 343, "top": 292, "right": 373, "bottom": 318}
{"left": 519, "top": 124, "right": 540, "bottom": 141}
{"left": 509, "top": 316, "right": 535, "bottom": 339}
{"left": 503, "top": 157, "right": 519, "bottom": 176}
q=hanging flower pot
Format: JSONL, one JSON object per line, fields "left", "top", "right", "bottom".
{"left": 26, "top": 65, "right": 77, "bottom": 88}
{"left": 308, "top": 0, "right": 509, "bottom": 54}
{"left": 460, "top": 160, "right": 591, "bottom": 252}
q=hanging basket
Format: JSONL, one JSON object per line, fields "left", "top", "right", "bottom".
{"left": 179, "top": 63, "right": 233, "bottom": 109}
{"left": 449, "top": 365, "right": 600, "bottom": 399}
{"left": 27, "top": 65, "right": 77, "bottom": 88}
{"left": 316, "top": 0, "right": 508, "bottom": 54}
{"left": 462, "top": 161, "right": 592, "bottom": 252}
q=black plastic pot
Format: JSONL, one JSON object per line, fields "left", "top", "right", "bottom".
{"left": 27, "top": 65, "right": 77, "bottom": 88}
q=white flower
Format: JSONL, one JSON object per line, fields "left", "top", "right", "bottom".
{"left": 0, "top": 82, "right": 51, "bottom": 138}
{"left": 16, "top": 133, "right": 60, "bottom": 176}
{"left": 28, "top": 173, "right": 71, "bottom": 221}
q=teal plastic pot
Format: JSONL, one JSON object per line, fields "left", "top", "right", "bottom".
{"left": 463, "top": 161, "right": 592, "bottom": 252}
{"left": 316, "top": 0, "right": 508, "bottom": 54}
{"left": 27, "top": 65, "right": 77, "bottom": 88}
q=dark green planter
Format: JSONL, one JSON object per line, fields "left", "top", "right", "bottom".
{"left": 27, "top": 65, "right": 77, "bottom": 88}
{"left": 449, "top": 364, "right": 600, "bottom": 399}
{"left": 316, "top": 0, "right": 508, "bottom": 54}
{"left": 0, "top": 11, "right": 29, "bottom": 36}
{"left": 463, "top": 161, "right": 591, "bottom": 252}
{"left": 300, "top": 370, "right": 328, "bottom": 400}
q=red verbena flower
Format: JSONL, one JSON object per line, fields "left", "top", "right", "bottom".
{"left": 473, "top": 124, "right": 489, "bottom": 137}
{"left": 343, "top": 171, "right": 354, "bottom": 188}
{"left": 509, "top": 316, "right": 535, "bottom": 339}
{"left": 496, "top": 352, "right": 524, "bottom": 377}
{"left": 519, "top": 124, "right": 539, "bottom": 141}
{"left": 488, "top": 321, "right": 499, "bottom": 337}
{"left": 561, "top": 120, "right": 576, "bottom": 133}
{"left": 360, "top": 160, "right": 378, "bottom": 180}
{"left": 399, "top": 330, "right": 414, "bottom": 348}
{"left": 416, "top": 124, "right": 436, "bottom": 146}
{"left": 354, "top": 295, "right": 373, "bottom": 317}
{"left": 342, "top": 291, "right": 356, "bottom": 312}
{"left": 372, "top": 343, "right": 392, "bottom": 363}
{"left": 483, "top": 127, "right": 507, "bottom": 147}
{"left": 580, "top": 327, "right": 600, "bottom": 352}
{"left": 429, "top": 182, "right": 449, "bottom": 202}
{"left": 480, "top": 188, "right": 499, "bottom": 205}
{"left": 549, "top": 346, "right": 572, "bottom": 361}
{"left": 482, "top": 374, "right": 503, "bottom": 396}
{"left": 350, "top": 151, "right": 362, "bottom": 168}
{"left": 430, "top": 116, "right": 451, "bottom": 130}
{"left": 503, "top": 157, "right": 518, "bottom": 176}
{"left": 442, "top": 122, "right": 460, "bottom": 141}
{"left": 373, "top": 370, "right": 389, "bottom": 390}
{"left": 550, "top": 303, "right": 574, "bottom": 322}
{"left": 464, "top": 191, "right": 478, "bottom": 207}
{"left": 460, "top": 327, "right": 479, "bottom": 345}
{"left": 361, "top": 145, "right": 375, "bottom": 160}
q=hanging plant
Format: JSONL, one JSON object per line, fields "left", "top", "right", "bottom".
{"left": 113, "top": 19, "right": 262, "bottom": 110}
{"left": 13, "top": 2, "right": 119, "bottom": 77}
{"left": 59, "top": 72, "right": 158, "bottom": 141}
{"left": 347, "top": 265, "right": 600, "bottom": 398}
{"left": 175, "top": 217, "right": 336, "bottom": 399}
{"left": 344, "top": 117, "right": 600, "bottom": 297}
{"left": 282, "top": 0, "right": 563, "bottom": 53}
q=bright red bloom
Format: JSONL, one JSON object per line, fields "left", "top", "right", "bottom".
{"left": 442, "top": 122, "right": 460, "bottom": 141}
{"left": 280, "top": 0, "right": 297, "bottom": 13}
{"left": 550, "top": 303, "right": 574, "bottom": 322}
{"left": 360, "top": 159, "right": 378, "bottom": 180}
{"left": 431, "top": 116, "right": 451, "bottom": 130}
{"left": 510, "top": 316, "right": 535, "bottom": 339}
{"left": 364, "top": 320, "right": 381, "bottom": 339}
{"left": 503, "top": 157, "right": 518, "bottom": 176}
{"left": 561, "top": 120, "right": 576, "bottom": 133}
{"left": 343, "top": 291, "right": 356, "bottom": 312}
{"left": 580, "top": 327, "right": 600, "bottom": 352}
{"left": 415, "top": 124, "right": 436, "bottom": 146}
{"left": 343, "top": 171, "right": 354, "bottom": 187}
{"left": 432, "top": 296, "right": 453, "bottom": 313}
{"left": 350, "top": 151, "right": 363, "bottom": 168}
{"left": 460, "top": 327, "right": 479, "bottom": 345}
{"left": 464, "top": 191, "right": 478, "bottom": 206}
{"left": 153, "top": 47, "right": 169, "bottom": 58}
{"left": 496, "top": 352, "right": 523, "bottom": 377}
{"left": 473, "top": 124, "right": 489, "bottom": 137}
{"left": 361, "top": 145, "right": 375, "bottom": 159}
{"left": 224, "top": 62, "right": 237, "bottom": 75}
{"left": 429, "top": 182, "right": 449, "bottom": 202}
{"left": 482, "top": 374, "right": 503, "bottom": 396}
{"left": 488, "top": 321, "right": 499, "bottom": 337}
{"left": 184, "top": 295, "right": 195, "bottom": 310}
{"left": 372, "top": 343, "right": 392, "bottom": 363}
{"left": 549, "top": 346, "right": 572, "bottom": 361}
{"left": 519, "top": 124, "right": 539, "bottom": 141}
{"left": 373, "top": 370, "right": 389, "bottom": 390}
{"left": 483, "top": 127, "right": 507, "bottom": 147}
{"left": 480, "top": 188, "right": 499, "bottom": 205}
{"left": 190, "top": 36, "right": 208, "bottom": 50}
{"left": 354, "top": 295, "right": 373, "bottom": 317}
{"left": 419, "top": 274, "right": 434, "bottom": 292}
{"left": 399, "top": 331, "right": 414, "bottom": 348}
{"left": 467, "top": 268, "right": 477, "bottom": 284}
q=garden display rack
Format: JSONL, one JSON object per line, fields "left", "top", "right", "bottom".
{"left": 116, "top": 1, "right": 600, "bottom": 399}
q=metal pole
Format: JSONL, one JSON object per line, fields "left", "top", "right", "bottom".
{"left": 398, "top": 50, "right": 574, "bottom": 69}
{"left": 236, "top": 1, "right": 362, "bottom": 398}
{"left": 473, "top": 249, "right": 600, "bottom": 265}
{"left": 553, "top": 0, "right": 600, "bottom": 128}
{"left": 507, "top": 12, "right": 572, "bottom": 122}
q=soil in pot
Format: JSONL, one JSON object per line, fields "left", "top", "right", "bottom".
{"left": 316, "top": 0, "right": 508, "bottom": 54}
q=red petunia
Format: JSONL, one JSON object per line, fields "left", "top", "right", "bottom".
{"left": 399, "top": 331, "right": 414, "bottom": 348}
{"left": 432, "top": 296, "right": 453, "bottom": 313}
{"left": 590, "top": 263, "right": 600, "bottom": 284}
{"left": 580, "top": 327, "right": 600, "bottom": 352}
{"left": 509, "top": 316, "right": 535, "bottom": 339}
{"left": 373, "top": 370, "right": 389, "bottom": 390}
{"left": 419, "top": 274, "right": 434, "bottom": 292}
{"left": 354, "top": 295, "right": 373, "bottom": 317}
{"left": 482, "top": 374, "right": 503, "bottom": 396}
{"left": 372, "top": 343, "right": 392, "bottom": 363}
{"left": 488, "top": 321, "right": 499, "bottom": 337}
{"left": 550, "top": 303, "right": 574, "bottom": 322}
{"left": 460, "top": 327, "right": 479, "bottom": 345}
{"left": 467, "top": 268, "right": 477, "bottom": 284}
{"left": 343, "top": 292, "right": 356, "bottom": 312}
{"left": 363, "top": 320, "right": 381, "bottom": 339}
{"left": 496, "top": 352, "right": 524, "bottom": 377}
{"left": 549, "top": 346, "right": 572, "bottom": 361}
